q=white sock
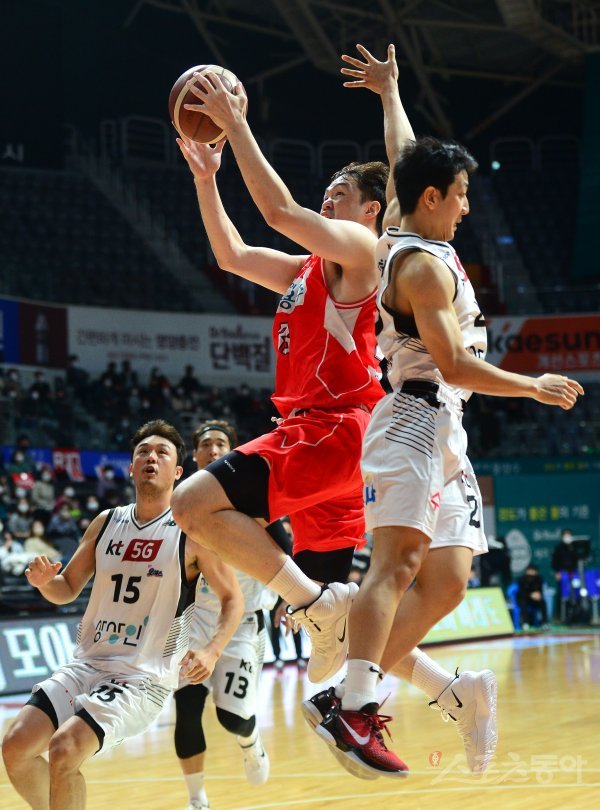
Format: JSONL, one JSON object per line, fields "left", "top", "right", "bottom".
{"left": 411, "top": 651, "right": 456, "bottom": 701}
{"left": 266, "top": 557, "right": 321, "bottom": 607}
{"left": 184, "top": 771, "right": 207, "bottom": 804}
{"left": 342, "top": 659, "right": 384, "bottom": 711}
{"left": 237, "top": 727, "right": 258, "bottom": 748}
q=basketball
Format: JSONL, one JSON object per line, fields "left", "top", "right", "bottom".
{"left": 168, "top": 64, "right": 238, "bottom": 144}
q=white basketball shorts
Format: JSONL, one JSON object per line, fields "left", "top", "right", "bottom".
{"left": 362, "top": 388, "right": 487, "bottom": 554}
{"left": 32, "top": 661, "right": 170, "bottom": 753}
{"left": 178, "top": 608, "right": 266, "bottom": 719}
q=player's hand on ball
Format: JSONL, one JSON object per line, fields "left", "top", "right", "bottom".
{"left": 341, "top": 43, "right": 398, "bottom": 94}
{"left": 177, "top": 134, "right": 226, "bottom": 180}
{"left": 184, "top": 72, "right": 247, "bottom": 132}
{"left": 24, "top": 555, "right": 62, "bottom": 588}
{"left": 533, "top": 374, "right": 584, "bottom": 409}
{"left": 180, "top": 648, "right": 217, "bottom": 683}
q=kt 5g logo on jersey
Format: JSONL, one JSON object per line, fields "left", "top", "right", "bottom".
{"left": 105, "top": 538, "right": 163, "bottom": 561}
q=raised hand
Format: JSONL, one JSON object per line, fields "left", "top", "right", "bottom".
{"left": 184, "top": 72, "right": 248, "bottom": 133}
{"left": 176, "top": 133, "right": 226, "bottom": 181}
{"left": 24, "top": 555, "right": 62, "bottom": 588}
{"left": 532, "top": 374, "right": 584, "bottom": 409}
{"left": 341, "top": 43, "right": 398, "bottom": 95}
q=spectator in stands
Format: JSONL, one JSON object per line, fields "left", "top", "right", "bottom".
{"left": 0, "top": 529, "right": 29, "bottom": 577}
{"left": 3, "top": 369, "right": 23, "bottom": 400}
{"left": 29, "top": 370, "right": 51, "bottom": 401}
{"left": 127, "top": 386, "right": 142, "bottom": 416}
{"left": 46, "top": 504, "right": 81, "bottom": 561}
{"left": 65, "top": 354, "right": 89, "bottom": 398}
{"left": 178, "top": 364, "right": 202, "bottom": 399}
{"left": 96, "top": 465, "right": 120, "bottom": 507}
{"left": 480, "top": 535, "right": 512, "bottom": 591}
{"left": 53, "top": 485, "right": 78, "bottom": 515}
{"left": 81, "top": 495, "right": 101, "bottom": 524}
{"left": 30, "top": 467, "right": 56, "bottom": 523}
{"left": 6, "top": 448, "right": 35, "bottom": 476}
{"left": 118, "top": 359, "right": 138, "bottom": 389}
{"left": 7, "top": 498, "right": 34, "bottom": 542}
{"left": 24, "top": 519, "right": 60, "bottom": 561}
{"left": 551, "top": 528, "right": 579, "bottom": 619}
{"left": 0, "top": 479, "right": 10, "bottom": 521}
{"left": 516, "top": 564, "right": 549, "bottom": 630}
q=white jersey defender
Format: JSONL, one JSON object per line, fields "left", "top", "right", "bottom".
{"left": 363, "top": 229, "right": 488, "bottom": 552}
{"left": 31, "top": 504, "right": 195, "bottom": 753}
{"left": 74, "top": 504, "right": 194, "bottom": 689}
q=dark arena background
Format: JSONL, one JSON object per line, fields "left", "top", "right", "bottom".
{"left": 1, "top": 2, "right": 599, "bottom": 808}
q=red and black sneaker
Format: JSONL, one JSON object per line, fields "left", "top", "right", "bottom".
{"left": 301, "top": 687, "right": 340, "bottom": 730}
{"left": 316, "top": 703, "right": 409, "bottom": 779}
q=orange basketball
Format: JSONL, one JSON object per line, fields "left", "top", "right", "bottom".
{"left": 168, "top": 64, "right": 238, "bottom": 144}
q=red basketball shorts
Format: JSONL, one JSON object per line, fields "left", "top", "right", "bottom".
{"left": 237, "top": 406, "right": 370, "bottom": 554}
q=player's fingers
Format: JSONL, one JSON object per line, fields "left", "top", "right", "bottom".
{"left": 341, "top": 68, "right": 366, "bottom": 78}
{"left": 341, "top": 54, "right": 367, "bottom": 68}
{"left": 387, "top": 43, "right": 396, "bottom": 59}
{"left": 342, "top": 81, "right": 366, "bottom": 88}
{"left": 569, "top": 380, "right": 585, "bottom": 396}
{"left": 355, "top": 43, "right": 374, "bottom": 60}
{"left": 186, "top": 78, "right": 208, "bottom": 99}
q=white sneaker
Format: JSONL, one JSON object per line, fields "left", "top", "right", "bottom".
{"left": 288, "top": 582, "right": 358, "bottom": 683}
{"left": 186, "top": 800, "right": 209, "bottom": 810}
{"left": 239, "top": 735, "right": 270, "bottom": 785}
{"left": 430, "top": 669, "right": 498, "bottom": 773}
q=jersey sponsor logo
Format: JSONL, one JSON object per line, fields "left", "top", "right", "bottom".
{"left": 122, "top": 538, "right": 163, "bottom": 562}
{"left": 430, "top": 492, "right": 441, "bottom": 510}
{"left": 276, "top": 277, "right": 307, "bottom": 313}
{"left": 163, "top": 518, "right": 177, "bottom": 526}
{"left": 147, "top": 566, "right": 163, "bottom": 577}
{"left": 277, "top": 322, "right": 290, "bottom": 355}
{"left": 364, "top": 483, "right": 376, "bottom": 505}
{"left": 94, "top": 617, "right": 148, "bottom": 646}
{"left": 106, "top": 538, "right": 125, "bottom": 556}
{"left": 240, "top": 658, "right": 254, "bottom": 673}
{"left": 113, "top": 516, "right": 130, "bottom": 525}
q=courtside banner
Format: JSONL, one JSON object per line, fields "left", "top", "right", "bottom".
{"left": 0, "top": 615, "right": 79, "bottom": 695}
{"left": 422, "top": 587, "right": 514, "bottom": 644}
{"left": 486, "top": 315, "right": 600, "bottom": 374}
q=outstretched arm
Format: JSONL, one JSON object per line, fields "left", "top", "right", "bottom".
{"left": 178, "top": 135, "right": 303, "bottom": 293}
{"left": 184, "top": 74, "right": 377, "bottom": 276}
{"left": 341, "top": 43, "right": 415, "bottom": 227}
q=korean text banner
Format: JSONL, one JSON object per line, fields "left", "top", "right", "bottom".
{"left": 486, "top": 315, "right": 600, "bottom": 374}
{"left": 67, "top": 306, "right": 274, "bottom": 384}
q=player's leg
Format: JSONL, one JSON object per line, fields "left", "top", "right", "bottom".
{"left": 212, "top": 615, "right": 269, "bottom": 785}
{"left": 2, "top": 700, "right": 56, "bottom": 809}
{"left": 47, "top": 715, "right": 100, "bottom": 810}
{"left": 174, "top": 684, "right": 210, "bottom": 810}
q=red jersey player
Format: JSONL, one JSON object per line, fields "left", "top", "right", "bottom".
{"left": 171, "top": 48, "right": 415, "bottom": 685}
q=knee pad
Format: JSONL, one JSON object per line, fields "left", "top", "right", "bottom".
{"left": 174, "top": 684, "right": 209, "bottom": 759}
{"left": 216, "top": 707, "right": 255, "bottom": 738}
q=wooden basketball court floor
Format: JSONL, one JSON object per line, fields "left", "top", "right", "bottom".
{"left": 1, "top": 633, "right": 598, "bottom": 810}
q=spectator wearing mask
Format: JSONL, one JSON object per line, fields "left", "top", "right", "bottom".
{"left": 96, "top": 465, "right": 119, "bottom": 507}
{"left": 516, "top": 564, "right": 549, "bottom": 630}
{"left": 7, "top": 498, "right": 33, "bottom": 541}
{"left": 30, "top": 468, "right": 56, "bottom": 522}
{"left": 46, "top": 505, "right": 81, "bottom": 562}
{"left": 24, "top": 519, "right": 61, "bottom": 561}
{"left": 0, "top": 529, "right": 29, "bottom": 577}
{"left": 551, "top": 529, "right": 579, "bottom": 620}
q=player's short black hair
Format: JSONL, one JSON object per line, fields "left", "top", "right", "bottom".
{"left": 393, "top": 137, "right": 478, "bottom": 215}
{"left": 131, "top": 420, "right": 185, "bottom": 466}
{"left": 192, "top": 419, "right": 237, "bottom": 451}
{"left": 330, "top": 161, "right": 389, "bottom": 234}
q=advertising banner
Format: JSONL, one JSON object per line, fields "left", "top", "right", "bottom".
{"left": 494, "top": 473, "right": 600, "bottom": 581}
{"left": 67, "top": 306, "right": 274, "bottom": 385}
{"left": 422, "top": 587, "right": 514, "bottom": 644}
{"left": 0, "top": 615, "right": 79, "bottom": 696}
{"left": 486, "top": 315, "right": 600, "bottom": 374}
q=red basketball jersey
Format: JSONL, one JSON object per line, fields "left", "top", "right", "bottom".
{"left": 271, "top": 254, "right": 384, "bottom": 418}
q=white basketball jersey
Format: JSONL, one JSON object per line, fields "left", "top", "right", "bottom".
{"left": 195, "top": 570, "right": 277, "bottom": 614}
{"left": 74, "top": 505, "right": 194, "bottom": 689}
{"left": 375, "top": 228, "right": 487, "bottom": 401}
